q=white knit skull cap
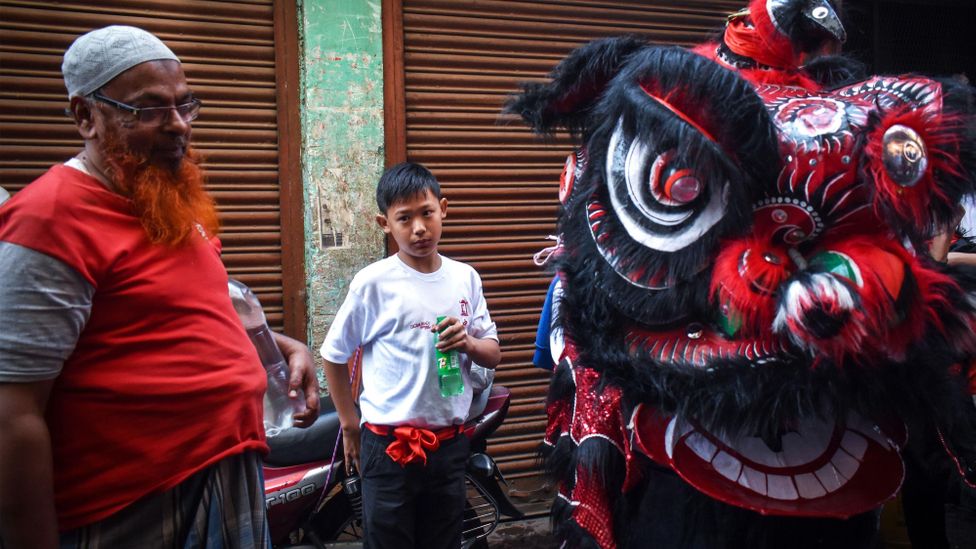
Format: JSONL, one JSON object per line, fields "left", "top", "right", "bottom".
{"left": 62, "top": 25, "right": 180, "bottom": 98}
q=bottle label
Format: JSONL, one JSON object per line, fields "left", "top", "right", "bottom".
{"left": 434, "top": 316, "right": 464, "bottom": 397}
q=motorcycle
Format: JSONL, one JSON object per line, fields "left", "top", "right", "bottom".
{"left": 263, "top": 384, "right": 525, "bottom": 548}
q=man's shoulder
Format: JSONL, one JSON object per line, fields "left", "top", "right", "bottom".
{"left": 1, "top": 165, "right": 106, "bottom": 222}
{"left": 2, "top": 166, "right": 74, "bottom": 232}
{"left": 0, "top": 165, "right": 126, "bottom": 277}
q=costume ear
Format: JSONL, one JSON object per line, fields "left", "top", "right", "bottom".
{"left": 505, "top": 36, "right": 647, "bottom": 136}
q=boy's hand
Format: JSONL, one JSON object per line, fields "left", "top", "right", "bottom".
{"left": 433, "top": 316, "right": 502, "bottom": 368}
{"left": 324, "top": 358, "right": 363, "bottom": 474}
{"left": 434, "top": 316, "right": 472, "bottom": 353}
{"left": 342, "top": 423, "right": 362, "bottom": 475}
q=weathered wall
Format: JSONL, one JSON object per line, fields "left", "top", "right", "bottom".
{"left": 298, "top": 0, "right": 386, "bottom": 356}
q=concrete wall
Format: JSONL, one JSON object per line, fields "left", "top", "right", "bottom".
{"left": 298, "top": 0, "right": 386, "bottom": 356}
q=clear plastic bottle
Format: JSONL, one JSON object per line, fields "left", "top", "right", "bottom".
{"left": 228, "top": 279, "right": 306, "bottom": 437}
{"left": 434, "top": 315, "right": 464, "bottom": 397}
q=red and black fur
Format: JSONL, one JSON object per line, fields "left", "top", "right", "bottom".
{"left": 507, "top": 1, "right": 976, "bottom": 547}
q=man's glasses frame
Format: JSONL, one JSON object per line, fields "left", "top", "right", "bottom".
{"left": 88, "top": 92, "right": 202, "bottom": 125}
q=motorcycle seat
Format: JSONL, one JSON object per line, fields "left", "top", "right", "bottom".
{"left": 264, "top": 398, "right": 342, "bottom": 467}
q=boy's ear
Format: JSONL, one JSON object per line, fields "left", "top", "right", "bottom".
{"left": 375, "top": 213, "right": 391, "bottom": 234}
{"left": 439, "top": 197, "right": 448, "bottom": 218}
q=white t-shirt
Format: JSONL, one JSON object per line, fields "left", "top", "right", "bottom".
{"left": 320, "top": 254, "right": 498, "bottom": 428}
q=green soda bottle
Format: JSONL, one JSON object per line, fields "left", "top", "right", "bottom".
{"left": 434, "top": 315, "right": 464, "bottom": 397}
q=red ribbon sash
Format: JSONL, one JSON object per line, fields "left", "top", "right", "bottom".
{"left": 365, "top": 423, "right": 461, "bottom": 467}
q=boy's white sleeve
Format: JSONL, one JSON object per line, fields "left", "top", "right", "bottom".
{"left": 320, "top": 289, "right": 367, "bottom": 364}
{"left": 468, "top": 273, "right": 498, "bottom": 341}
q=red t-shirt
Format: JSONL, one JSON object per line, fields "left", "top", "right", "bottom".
{"left": 0, "top": 165, "right": 267, "bottom": 530}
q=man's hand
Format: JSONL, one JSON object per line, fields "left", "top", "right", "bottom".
{"left": 272, "top": 332, "right": 320, "bottom": 428}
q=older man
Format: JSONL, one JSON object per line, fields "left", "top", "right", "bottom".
{"left": 0, "top": 26, "right": 318, "bottom": 548}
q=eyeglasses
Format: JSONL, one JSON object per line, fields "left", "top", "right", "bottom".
{"left": 89, "top": 92, "right": 201, "bottom": 125}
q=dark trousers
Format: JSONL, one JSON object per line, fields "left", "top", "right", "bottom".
{"left": 360, "top": 428, "right": 469, "bottom": 549}
{"left": 902, "top": 446, "right": 951, "bottom": 549}
{"left": 903, "top": 432, "right": 976, "bottom": 549}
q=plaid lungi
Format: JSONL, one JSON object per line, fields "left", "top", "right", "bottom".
{"left": 60, "top": 451, "right": 270, "bottom": 549}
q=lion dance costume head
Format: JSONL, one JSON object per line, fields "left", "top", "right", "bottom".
{"left": 508, "top": 1, "right": 976, "bottom": 547}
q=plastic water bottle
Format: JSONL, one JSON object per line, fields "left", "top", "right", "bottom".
{"left": 434, "top": 315, "right": 464, "bottom": 397}
{"left": 228, "top": 279, "right": 305, "bottom": 437}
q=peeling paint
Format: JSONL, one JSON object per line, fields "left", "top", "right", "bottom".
{"left": 298, "top": 0, "right": 385, "bottom": 378}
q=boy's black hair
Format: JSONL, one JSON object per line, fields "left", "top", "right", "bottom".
{"left": 376, "top": 162, "right": 442, "bottom": 213}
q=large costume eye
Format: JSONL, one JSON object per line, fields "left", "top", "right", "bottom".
{"left": 881, "top": 124, "right": 927, "bottom": 187}
{"left": 649, "top": 152, "right": 703, "bottom": 206}
{"left": 605, "top": 120, "right": 728, "bottom": 253}
{"left": 664, "top": 171, "right": 702, "bottom": 204}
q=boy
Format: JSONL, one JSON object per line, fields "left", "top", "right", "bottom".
{"left": 320, "top": 162, "right": 501, "bottom": 549}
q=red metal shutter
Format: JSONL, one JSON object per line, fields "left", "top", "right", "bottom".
{"left": 391, "top": 0, "right": 741, "bottom": 486}
{"left": 0, "top": 0, "right": 304, "bottom": 335}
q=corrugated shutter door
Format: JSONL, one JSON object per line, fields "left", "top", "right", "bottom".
{"left": 399, "top": 0, "right": 741, "bottom": 484}
{"left": 0, "top": 0, "right": 290, "bottom": 330}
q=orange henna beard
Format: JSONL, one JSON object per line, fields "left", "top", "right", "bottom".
{"left": 100, "top": 133, "right": 219, "bottom": 246}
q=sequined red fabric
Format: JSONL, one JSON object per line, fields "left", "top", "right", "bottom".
{"left": 546, "top": 342, "right": 645, "bottom": 548}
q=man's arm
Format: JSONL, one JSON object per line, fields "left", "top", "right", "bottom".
{"left": 930, "top": 205, "right": 966, "bottom": 262}
{"left": 272, "top": 331, "right": 320, "bottom": 428}
{"left": 323, "top": 359, "right": 361, "bottom": 474}
{"left": 930, "top": 230, "right": 954, "bottom": 263}
{"left": 0, "top": 243, "right": 92, "bottom": 547}
{"left": 0, "top": 380, "right": 58, "bottom": 549}
{"left": 947, "top": 252, "right": 976, "bottom": 267}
